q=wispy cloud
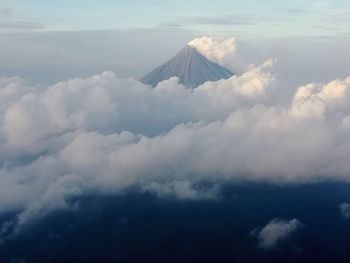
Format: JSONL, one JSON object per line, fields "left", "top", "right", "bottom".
{"left": 0, "top": 21, "right": 44, "bottom": 30}
{"left": 0, "top": 5, "right": 44, "bottom": 31}
{"left": 0, "top": 6, "right": 15, "bottom": 18}
{"left": 159, "top": 13, "right": 283, "bottom": 29}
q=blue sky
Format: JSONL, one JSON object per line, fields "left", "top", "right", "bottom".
{"left": 0, "top": 0, "right": 349, "bottom": 37}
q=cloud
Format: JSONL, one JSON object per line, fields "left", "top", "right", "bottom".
{"left": 188, "top": 36, "right": 256, "bottom": 74}
{"left": 253, "top": 219, "right": 302, "bottom": 249}
{"left": 291, "top": 76, "right": 350, "bottom": 119}
{"left": 0, "top": 21, "right": 43, "bottom": 30}
{"left": 0, "top": 6, "right": 15, "bottom": 18}
{"left": 0, "top": 4, "right": 44, "bottom": 31}
{"left": 0, "top": 37, "right": 350, "bottom": 236}
{"left": 142, "top": 181, "right": 220, "bottom": 200}
{"left": 0, "top": 62, "right": 274, "bottom": 230}
{"left": 188, "top": 36, "right": 237, "bottom": 69}
{"left": 339, "top": 203, "right": 350, "bottom": 219}
{"left": 160, "top": 12, "right": 291, "bottom": 29}
{"left": 174, "top": 14, "right": 259, "bottom": 26}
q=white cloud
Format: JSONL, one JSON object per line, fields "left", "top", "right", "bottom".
{"left": 188, "top": 36, "right": 237, "bottom": 70}
{"left": 0, "top": 63, "right": 275, "bottom": 231}
{"left": 291, "top": 77, "right": 350, "bottom": 119}
{"left": 254, "top": 218, "right": 302, "bottom": 249}
{"left": 0, "top": 37, "right": 350, "bottom": 236}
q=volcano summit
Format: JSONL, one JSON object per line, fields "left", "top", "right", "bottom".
{"left": 140, "top": 45, "right": 234, "bottom": 88}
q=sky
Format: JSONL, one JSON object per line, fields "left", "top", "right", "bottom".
{"left": 0, "top": 0, "right": 349, "bottom": 86}
{"left": 1, "top": 0, "right": 350, "bottom": 36}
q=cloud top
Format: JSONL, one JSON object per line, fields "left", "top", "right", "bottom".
{"left": 0, "top": 38, "right": 350, "bottom": 236}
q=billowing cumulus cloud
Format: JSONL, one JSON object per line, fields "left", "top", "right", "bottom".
{"left": 0, "top": 61, "right": 275, "bottom": 233}
{"left": 188, "top": 36, "right": 237, "bottom": 70}
{"left": 0, "top": 37, "right": 350, "bottom": 236}
{"left": 291, "top": 77, "right": 350, "bottom": 119}
{"left": 253, "top": 219, "right": 302, "bottom": 249}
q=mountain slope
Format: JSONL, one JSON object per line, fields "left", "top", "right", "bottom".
{"left": 140, "top": 45, "right": 233, "bottom": 88}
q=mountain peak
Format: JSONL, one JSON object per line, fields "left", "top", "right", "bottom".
{"left": 140, "top": 45, "right": 233, "bottom": 88}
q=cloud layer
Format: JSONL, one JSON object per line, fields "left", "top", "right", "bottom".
{"left": 0, "top": 37, "right": 350, "bottom": 232}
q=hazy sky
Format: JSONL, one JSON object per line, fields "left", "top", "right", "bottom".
{"left": 0, "top": 0, "right": 350, "bottom": 84}
{"left": 1, "top": 0, "right": 350, "bottom": 36}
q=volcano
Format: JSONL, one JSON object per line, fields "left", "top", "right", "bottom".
{"left": 140, "top": 45, "right": 233, "bottom": 88}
